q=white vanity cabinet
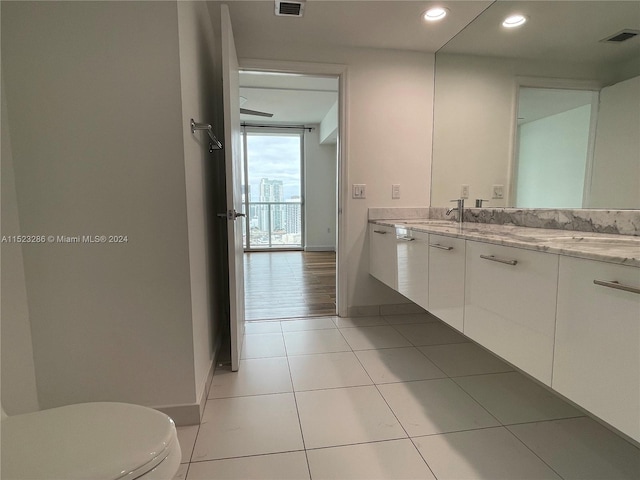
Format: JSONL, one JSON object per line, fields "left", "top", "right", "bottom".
{"left": 369, "top": 223, "right": 397, "bottom": 289}
{"left": 396, "top": 228, "right": 429, "bottom": 309}
{"left": 553, "top": 256, "right": 640, "bottom": 442}
{"left": 464, "top": 241, "right": 559, "bottom": 385}
{"left": 428, "top": 234, "right": 466, "bottom": 332}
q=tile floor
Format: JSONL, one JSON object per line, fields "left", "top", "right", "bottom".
{"left": 174, "top": 314, "right": 640, "bottom": 479}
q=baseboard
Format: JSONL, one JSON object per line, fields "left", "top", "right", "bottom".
{"left": 304, "top": 246, "right": 336, "bottom": 252}
{"left": 155, "top": 403, "right": 201, "bottom": 427}
{"left": 156, "top": 334, "right": 221, "bottom": 427}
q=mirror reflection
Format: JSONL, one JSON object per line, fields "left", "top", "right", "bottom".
{"left": 515, "top": 87, "right": 598, "bottom": 209}
{"left": 431, "top": 1, "right": 640, "bottom": 209}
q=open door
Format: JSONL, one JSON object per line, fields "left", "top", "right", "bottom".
{"left": 221, "top": 4, "right": 245, "bottom": 371}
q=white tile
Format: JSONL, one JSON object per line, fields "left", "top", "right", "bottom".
{"left": 295, "top": 386, "right": 406, "bottom": 448}
{"left": 281, "top": 317, "right": 337, "bottom": 332}
{"left": 307, "top": 439, "right": 435, "bottom": 480}
{"left": 245, "top": 321, "right": 282, "bottom": 334}
{"left": 339, "top": 325, "right": 412, "bottom": 350}
{"left": 176, "top": 425, "right": 198, "bottom": 463}
{"left": 288, "top": 352, "right": 372, "bottom": 391}
{"left": 209, "top": 357, "right": 292, "bottom": 398}
{"left": 380, "top": 304, "right": 428, "bottom": 316}
{"left": 419, "top": 343, "right": 513, "bottom": 377}
{"left": 378, "top": 379, "right": 499, "bottom": 436}
{"left": 454, "top": 372, "right": 582, "bottom": 425}
{"left": 394, "top": 322, "right": 469, "bottom": 346}
{"left": 283, "top": 329, "right": 350, "bottom": 355}
{"left": 346, "top": 305, "right": 380, "bottom": 317}
{"left": 333, "top": 315, "right": 387, "bottom": 328}
{"left": 192, "top": 394, "right": 303, "bottom": 461}
{"left": 383, "top": 313, "right": 439, "bottom": 325}
{"left": 173, "top": 463, "right": 189, "bottom": 480}
{"left": 413, "top": 427, "right": 561, "bottom": 480}
{"left": 186, "top": 451, "right": 310, "bottom": 480}
{"left": 241, "top": 333, "right": 286, "bottom": 359}
{"left": 508, "top": 417, "right": 640, "bottom": 480}
{"left": 355, "top": 347, "right": 446, "bottom": 384}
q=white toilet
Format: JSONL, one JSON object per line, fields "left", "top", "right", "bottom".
{"left": 1, "top": 402, "right": 181, "bottom": 479}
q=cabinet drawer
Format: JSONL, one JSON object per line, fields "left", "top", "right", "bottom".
{"left": 369, "top": 224, "right": 397, "bottom": 289}
{"left": 396, "top": 229, "right": 429, "bottom": 309}
{"left": 428, "top": 234, "right": 466, "bottom": 332}
{"left": 464, "top": 241, "right": 559, "bottom": 385}
{"left": 553, "top": 256, "right": 640, "bottom": 442}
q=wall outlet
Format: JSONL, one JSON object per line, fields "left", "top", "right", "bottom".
{"left": 352, "top": 184, "right": 366, "bottom": 199}
{"left": 492, "top": 184, "right": 504, "bottom": 199}
{"left": 461, "top": 184, "right": 469, "bottom": 199}
{"left": 392, "top": 184, "right": 400, "bottom": 199}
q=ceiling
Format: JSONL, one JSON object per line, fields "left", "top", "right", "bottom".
{"left": 441, "top": 1, "right": 640, "bottom": 65}
{"left": 224, "top": 1, "right": 640, "bottom": 124}
{"left": 239, "top": 72, "right": 338, "bottom": 125}
{"left": 224, "top": 1, "right": 492, "bottom": 55}
{"left": 518, "top": 88, "right": 596, "bottom": 125}
{"left": 231, "top": 1, "right": 492, "bottom": 125}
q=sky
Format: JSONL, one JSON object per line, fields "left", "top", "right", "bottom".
{"left": 245, "top": 132, "right": 302, "bottom": 201}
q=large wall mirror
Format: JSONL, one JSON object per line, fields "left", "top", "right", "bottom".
{"left": 431, "top": 1, "right": 640, "bottom": 209}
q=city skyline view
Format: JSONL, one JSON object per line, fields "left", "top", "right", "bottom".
{"left": 246, "top": 133, "right": 302, "bottom": 200}
{"left": 242, "top": 131, "right": 303, "bottom": 248}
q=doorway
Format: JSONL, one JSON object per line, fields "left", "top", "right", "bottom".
{"left": 512, "top": 86, "right": 599, "bottom": 208}
{"left": 239, "top": 69, "right": 341, "bottom": 321}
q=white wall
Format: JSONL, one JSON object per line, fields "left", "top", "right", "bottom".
{"left": 431, "top": 54, "right": 607, "bottom": 208}
{"left": 320, "top": 102, "right": 338, "bottom": 144}
{"left": 1, "top": 1, "right": 216, "bottom": 416}
{"left": 589, "top": 76, "right": 640, "bottom": 209}
{"left": 1, "top": 76, "right": 40, "bottom": 415}
{"left": 304, "top": 126, "right": 337, "bottom": 251}
{"left": 176, "top": 0, "right": 220, "bottom": 410}
{"left": 516, "top": 105, "right": 592, "bottom": 208}
{"left": 225, "top": 32, "right": 435, "bottom": 309}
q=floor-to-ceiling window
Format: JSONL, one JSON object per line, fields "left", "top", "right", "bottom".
{"left": 241, "top": 127, "right": 304, "bottom": 250}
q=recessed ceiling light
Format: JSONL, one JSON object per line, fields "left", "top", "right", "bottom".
{"left": 423, "top": 7, "right": 448, "bottom": 22}
{"left": 502, "top": 14, "right": 527, "bottom": 28}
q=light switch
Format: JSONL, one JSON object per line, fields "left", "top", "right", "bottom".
{"left": 352, "top": 184, "right": 366, "bottom": 199}
{"left": 461, "top": 184, "right": 469, "bottom": 199}
{"left": 492, "top": 184, "right": 504, "bottom": 199}
{"left": 392, "top": 184, "right": 400, "bottom": 199}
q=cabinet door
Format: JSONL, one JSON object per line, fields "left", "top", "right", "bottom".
{"left": 396, "top": 229, "right": 429, "bottom": 310}
{"left": 428, "top": 234, "right": 466, "bottom": 332}
{"left": 369, "top": 224, "right": 397, "bottom": 289}
{"left": 464, "top": 241, "right": 559, "bottom": 385}
{"left": 553, "top": 256, "right": 640, "bottom": 442}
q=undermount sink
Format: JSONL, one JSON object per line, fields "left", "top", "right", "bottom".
{"left": 545, "top": 236, "right": 640, "bottom": 247}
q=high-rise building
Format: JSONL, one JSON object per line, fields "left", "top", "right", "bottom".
{"left": 285, "top": 197, "right": 302, "bottom": 235}
{"left": 258, "top": 178, "right": 285, "bottom": 231}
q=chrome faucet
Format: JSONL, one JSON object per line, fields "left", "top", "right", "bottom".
{"left": 446, "top": 199, "right": 464, "bottom": 224}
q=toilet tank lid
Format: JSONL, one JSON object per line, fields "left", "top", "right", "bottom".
{"left": 1, "top": 402, "right": 177, "bottom": 480}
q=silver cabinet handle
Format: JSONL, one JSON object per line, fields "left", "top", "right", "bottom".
{"left": 593, "top": 280, "right": 640, "bottom": 295}
{"left": 373, "top": 230, "right": 387, "bottom": 234}
{"left": 480, "top": 254, "right": 518, "bottom": 266}
{"left": 429, "top": 243, "right": 453, "bottom": 251}
{"left": 397, "top": 236, "right": 415, "bottom": 242}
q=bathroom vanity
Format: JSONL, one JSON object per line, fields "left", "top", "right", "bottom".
{"left": 368, "top": 213, "right": 640, "bottom": 443}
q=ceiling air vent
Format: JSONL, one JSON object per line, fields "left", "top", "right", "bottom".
{"left": 601, "top": 29, "right": 640, "bottom": 43}
{"left": 275, "top": 0, "right": 306, "bottom": 17}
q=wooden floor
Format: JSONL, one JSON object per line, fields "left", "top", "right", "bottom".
{"left": 244, "top": 251, "right": 336, "bottom": 321}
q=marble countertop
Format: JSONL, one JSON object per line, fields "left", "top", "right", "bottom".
{"left": 370, "top": 219, "right": 640, "bottom": 268}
